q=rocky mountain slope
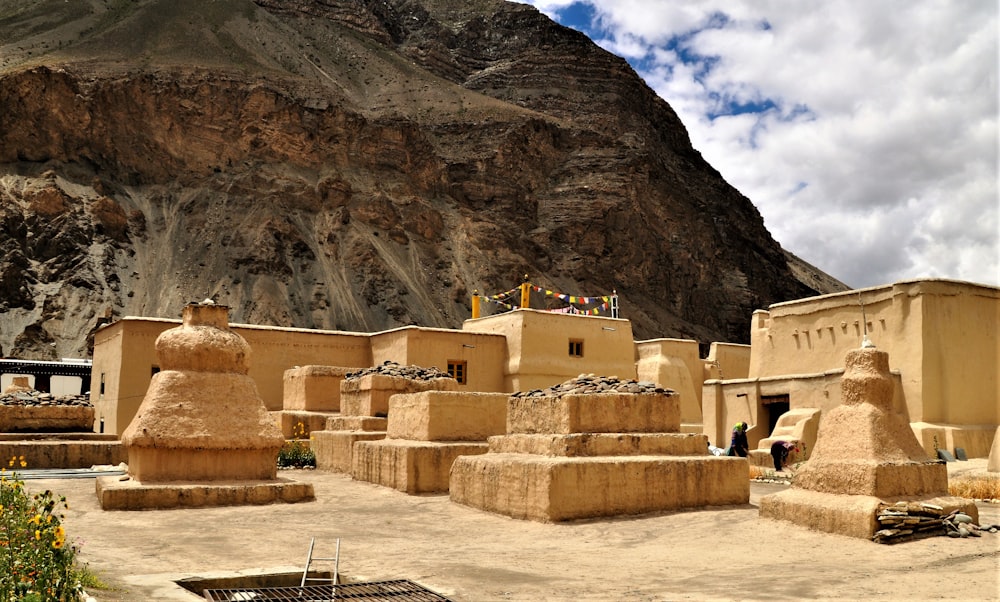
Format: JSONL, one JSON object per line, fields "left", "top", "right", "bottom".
{"left": 0, "top": 0, "right": 847, "bottom": 360}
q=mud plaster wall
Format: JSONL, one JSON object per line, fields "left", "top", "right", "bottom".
{"left": 746, "top": 280, "right": 998, "bottom": 429}
{"left": 369, "top": 327, "right": 507, "bottom": 392}
{"left": 463, "top": 309, "right": 636, "bottom": 391}
{"left": 634, "top": 338, "right": 701, "bottom": 425}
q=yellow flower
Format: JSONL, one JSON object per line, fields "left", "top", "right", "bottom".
{"left": 19, "top": 460, "right": 26, "bottom": 468}
{"left": 52, "top": 539, "right": 64, "bottom": 549}
{"left": 34, "top": 530, "right": 40, "bottom": 540}
{"left": 55, "top": 525, "right": 65, "bottom": 538}
{"left": 29, "top": 514, "right": 41, "bottom": 525}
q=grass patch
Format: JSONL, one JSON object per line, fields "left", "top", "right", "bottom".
{"left": 949, "top": 475, "right": 1000, "bottom": 500}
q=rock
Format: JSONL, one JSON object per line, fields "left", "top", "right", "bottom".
{"left": 0, "top": 0, "right": 846, "bottom": 359}
{"left": 344, "top": 361, "right": 452, "bottom": 382}
{"left": 510, "top": 374, "right": 675, "bottom": 398}
{"left": 0, "top": 390, "right": 92, "bottom": 408}
{"left": 953, "top": 513, "right": 973, "bottom": 524}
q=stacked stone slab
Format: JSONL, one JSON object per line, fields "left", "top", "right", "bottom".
{"left": 277, "top": 365, "right": 358, "bottom": 438}
{"left": 311, "top": 362, "right": 458, "bottom": 473}
{"left": 0, "top": 377, "right": 119, "bottom": 467}
{"left": 0, "top": 386, "right": 95, "bottom": 432}
{"left": 352, "top": 391, "right": 508, "bottom": 493}
{"left": 759, "top": 347, "right": 977, "bottom": 540}
{"left": 96, "top": 302, "right": 314, "bottom": 510}
{"left": 450, "top": 375, "right": 749, "bottom": 522}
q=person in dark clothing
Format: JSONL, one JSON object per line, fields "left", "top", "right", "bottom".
{"left": 770, "top": 440, "right": 796, "bottom": 471}
{"left": 728, "top": 422, "right": 749, "bottom": 457}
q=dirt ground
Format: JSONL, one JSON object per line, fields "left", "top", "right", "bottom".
{"left": 23, "top": 460, "right": 1000, "bottom": 602}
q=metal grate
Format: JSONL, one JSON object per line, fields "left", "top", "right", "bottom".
{"left": 203, "top": 579, "right": 452, "bottom": 601}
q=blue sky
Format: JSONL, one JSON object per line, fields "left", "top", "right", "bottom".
{"left": 523, "top": 0, "right": 998, "bottom": 289}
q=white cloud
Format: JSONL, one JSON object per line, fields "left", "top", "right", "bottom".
{"left": 524, "top": 0, "right": 999, "bottom": 288}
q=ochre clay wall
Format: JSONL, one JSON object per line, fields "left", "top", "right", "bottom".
{"left": 463, "top": 310, "right": 635, "bottom": 391}
{"left": 748, "top": 286, "right": 903, "bottom": 380}
{"left": 369, "top": 326, "right": 507, "bottom": 392}
{"left": 91, "top": 319, "right": 166, "bottom": 436}
{"left": 705, "top": 342, "right": 751, "bottom": 381}
{"left": 634, "top": 338, "right": 702, "bottom": 426}
{"left": 917, "top": 283, "right": 999, "bottom": 424}
{"left": 239, "top": 326, "right": 371, "bottom": 410}
{"left": 722, "top": 279, "right": 998, "bottom": 457}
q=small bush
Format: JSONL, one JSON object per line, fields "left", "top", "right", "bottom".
{"left": 949, "top": 476, "right": 1000, "bottom": 500}
{"left": 0, "top": 457, "right": 86, "bottom": 601}
{"left": 277, "top": 440, "right": 316, "bottom": 468}
{"left": 278, "top": 423, "right": 316, "bottom": 468}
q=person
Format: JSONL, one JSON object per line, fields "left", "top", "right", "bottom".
{"left": 727, "top": 422, "right": 749, "bottom": 457}
{"left": 770, "top": 440, "right": 796, "bottom": 471}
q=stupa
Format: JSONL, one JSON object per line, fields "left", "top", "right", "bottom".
{"left": 96, "top": 302, "right": 314, "bottom": 509}
{"left": 988, "top": 426, "right": 1000, "bottom": 473}
{"left": 759, "top": 345, "right": 977, "bottom": 539}
{"left": 311, "top": 362, "right": 458, "bottom": 472}
{"left": 352, "top": 390, "right": 509, "bottom": 493}
{"left": 450, "top": 375, "right": 748, "bottom": 522}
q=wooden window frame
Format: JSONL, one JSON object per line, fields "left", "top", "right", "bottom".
{"left": 447, "top": 360, "right": 468, "bottom": 384}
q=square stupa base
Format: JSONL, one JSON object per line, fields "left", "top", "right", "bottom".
{"left": 274, "top": 410, "right": 339, "bottom": 438}
{"left": 450, "top": 454, "right": 749, "bottom": 522}
{"left": 340, "top": 375, "right": 458, "bottom": 417}
{"left": 0, "top": 438, "right": 124, "bottom": 469}
{"left": 95, "top": 476, "right": 314, "bottom": 510}
{"left": 352, "top": 439, "right": 489, "bottom": 494}
{"left": 759, "top": 488, "right": 978, "bottom": 540}
{"left": 312, "top": 429, "right": 386, "bottom": 473}
{"left": 282, "top": 365, "right": 354, "bottom": 412}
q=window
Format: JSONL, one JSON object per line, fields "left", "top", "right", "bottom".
{"left": 568, "top": 339, "right": 584, "bottom": 357}
{"left": 99, "top": 373, "right": 105, "bottom": 397}
{"left": 447, "top": 361, "right": 467, "bottom": 384}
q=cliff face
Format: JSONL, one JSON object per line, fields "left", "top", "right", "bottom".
{"left": 0, "top": 0, "right": 846, "bottom": 360}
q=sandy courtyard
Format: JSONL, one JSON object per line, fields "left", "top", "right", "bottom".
{"left": 23, "top": 461, "right": 1000, "bottom": 602}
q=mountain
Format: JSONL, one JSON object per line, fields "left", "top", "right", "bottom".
{"left": 0, "top": 0, "right": 847, "bottom": 360}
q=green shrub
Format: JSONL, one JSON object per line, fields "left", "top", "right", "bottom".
{"left": 0, "top": 457, "right": 85, "bottom": 601}
{"left": 277, "top": 440, "right": 316, "bottom": 468}
{"left": 278, "top": 424, "right": 316, "bottom": 469}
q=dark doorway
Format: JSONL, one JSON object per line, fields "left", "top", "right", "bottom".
{"left": 762, "top": 395, "right": 790, "bottom": 436}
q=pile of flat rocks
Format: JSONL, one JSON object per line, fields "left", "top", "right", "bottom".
{"left": 873, "top": 501, "right": 998, "bottom": 544}
{"left": 0, "top": 391, "right": 93, "bottom": 406}
{"left": 344, "top": 360, "right": 452, "bottom": 382}
{"left": 511, "top": 374, "right": 675, "bottom": 398}
{"left": 0, "top": 391, "right": 92, "bottom": 407}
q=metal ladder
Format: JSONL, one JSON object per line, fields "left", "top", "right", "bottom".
{"left": 300, "top": 537, "right": 340, "bottom": 590}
